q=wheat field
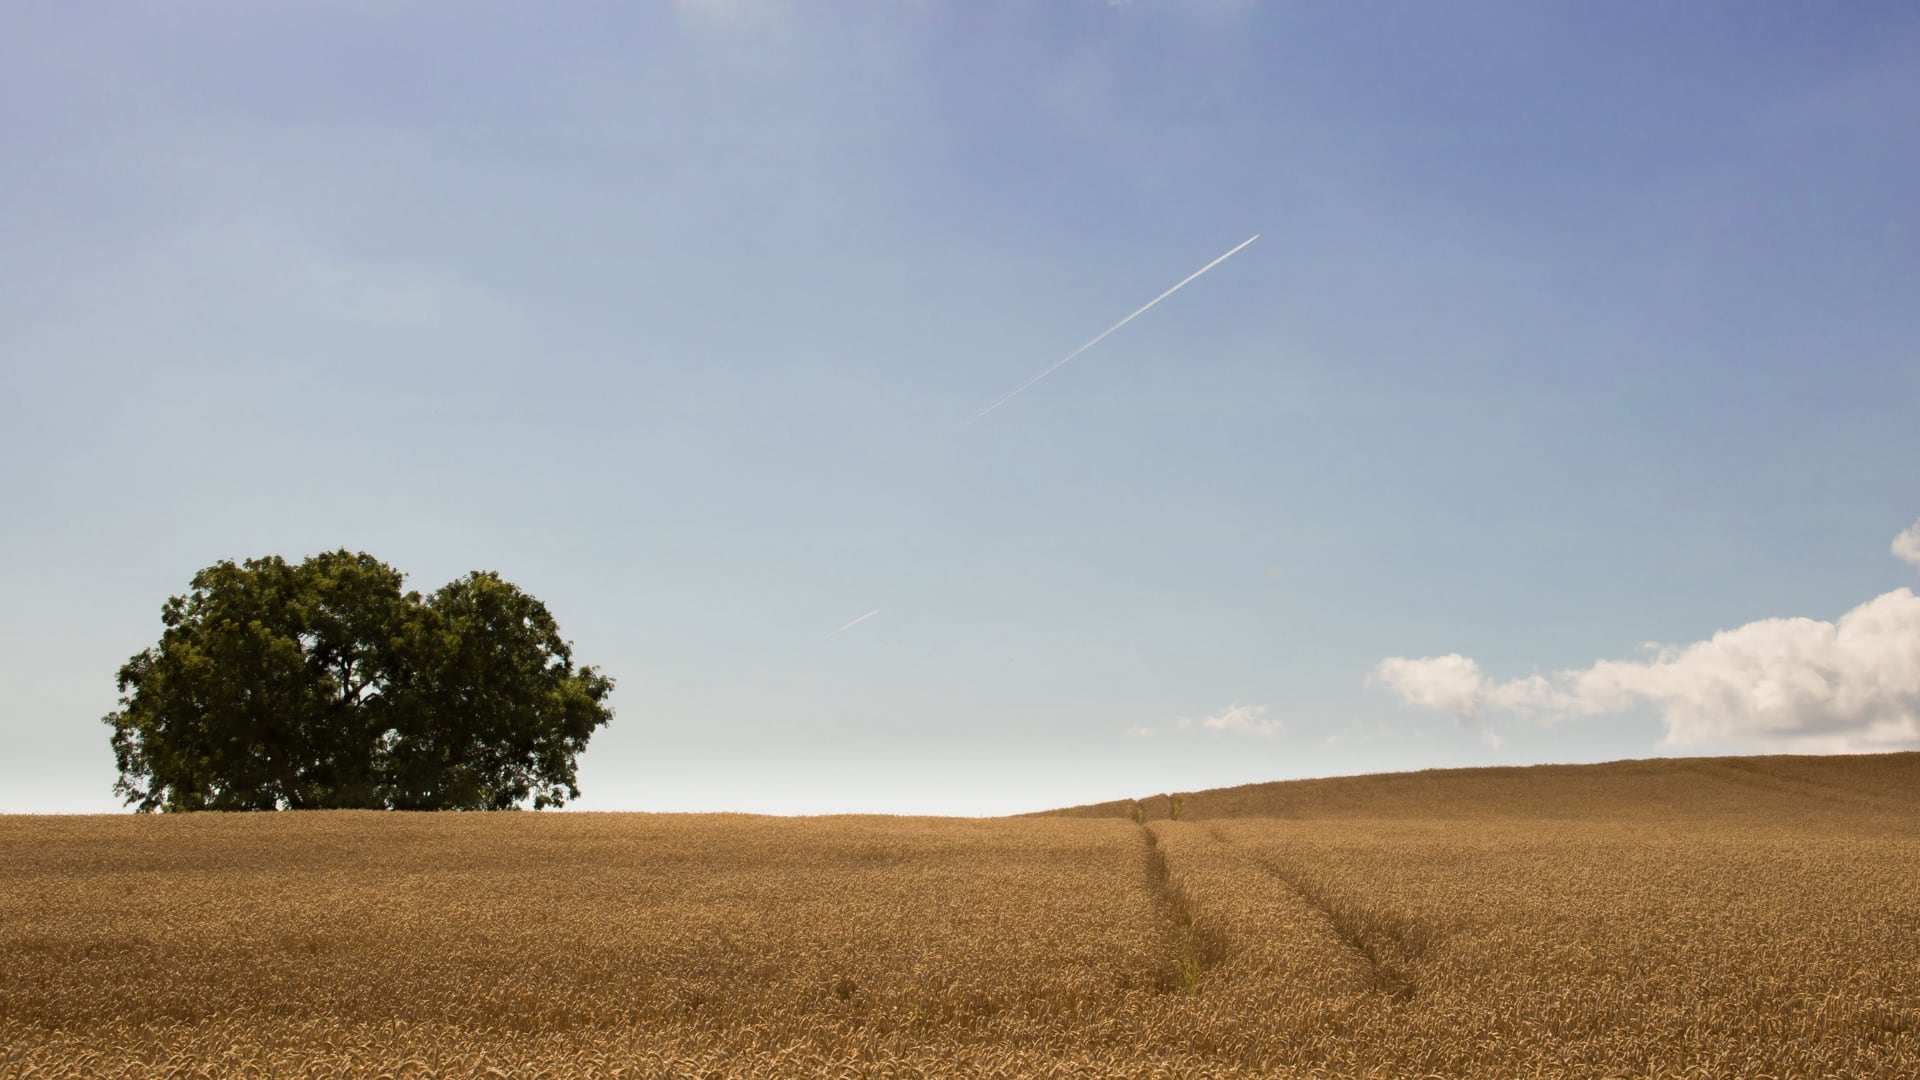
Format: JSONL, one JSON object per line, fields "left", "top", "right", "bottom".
{"left": 4, "top": 753, "right": 1918, "bottom": 1078}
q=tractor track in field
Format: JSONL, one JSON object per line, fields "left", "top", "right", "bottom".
{"left": 1137, "top": 823, "right": 1227, "bottom": 995}
{"left": 1203, "top": 825, "right": 1431, "bottom": 1001}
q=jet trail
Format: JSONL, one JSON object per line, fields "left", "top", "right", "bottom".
{"left": 825, "top": 609, "right": 880, "bottom": 638}
{"left": 961, "top": 233, "right": 1259, "bottom": 429}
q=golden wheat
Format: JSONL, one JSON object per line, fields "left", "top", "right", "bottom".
{"left": 4, "top": 753, "right": 1917, "bottom": 1077}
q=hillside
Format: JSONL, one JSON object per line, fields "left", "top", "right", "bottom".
{"left": 5, "top": 752, "right": 1918, "bottom": 1077}
{"left": 1039, "top": 750, "right": 1920, "bottom": 822}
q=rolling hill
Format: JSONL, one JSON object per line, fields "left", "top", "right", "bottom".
{"left": 5, "top": 751, "right": 1917, "bottom": 1077}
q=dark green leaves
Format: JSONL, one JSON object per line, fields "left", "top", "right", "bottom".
{"left": 103, "top": 552, "right": 614, "bottom": 812}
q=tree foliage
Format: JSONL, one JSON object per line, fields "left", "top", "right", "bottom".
{"left": 104, "top": 551, "right": 613, "bottom": 811}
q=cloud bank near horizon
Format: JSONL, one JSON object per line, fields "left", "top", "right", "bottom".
{"left": 1895, "top": 519, "right": 1920, "bottom": 569}
{"left": 1373, "top": 522, "right": 1920, "bottom": 754}
{"left": 1130, "top": 702, "right": 1282, "bottom": 739}
{"left": 1178, "top": 702, "right": 1283, "bottom": 737}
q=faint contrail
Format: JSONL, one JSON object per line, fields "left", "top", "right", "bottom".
{"left": 825, "top": 609, "right": 880, "bottom": 638}
{"left": 961, "top": 233, "right": 1259, "bottom": 429}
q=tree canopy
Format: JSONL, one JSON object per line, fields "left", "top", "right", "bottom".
{"left": 104, "top": 551, "right": 613, "bottom": 811}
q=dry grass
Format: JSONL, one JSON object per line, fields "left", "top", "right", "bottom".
{"left": 4, "top": 753, "right": 1918, "bottom": 1077}
{"left": 1048, "top": 750, "right": 1920, "bottom": 823}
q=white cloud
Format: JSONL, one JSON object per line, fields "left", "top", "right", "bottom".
{"left": 1374, "top": 584, "right": 1920, "bottom": 753}
{"left": 1174, "top": 702, "right": 1282, "bottom": 737}
{"left": 1894, "top": 519, "right": 1920, "bottom": 568}
{"left": 1373, "top": 522, "right": 1920, "bottom": 753}
{"left": 1370, "top": 654, "right": 1488, "bottom": 719}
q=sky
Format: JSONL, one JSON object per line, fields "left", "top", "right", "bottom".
{"left": 3, "top": 1, "right": 1917, "bottom": 816}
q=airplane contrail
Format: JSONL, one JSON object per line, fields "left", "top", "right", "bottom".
{"left": 825, "top": 609, "right": 880, "bottom": 638}
{"left": 961, "top": 233, "right": 1260, "bottom": 429}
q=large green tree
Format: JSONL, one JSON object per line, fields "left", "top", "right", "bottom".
{"left": 104, "top": 551, "right": 613, "bottom": 811}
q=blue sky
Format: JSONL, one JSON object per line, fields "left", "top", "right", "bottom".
{"left": 3, "top": 1, "right": 1917, "bottom": 814}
